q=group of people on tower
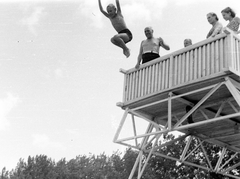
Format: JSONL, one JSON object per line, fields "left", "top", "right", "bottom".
{"left": 98, "top": 0, "right": 240, "bottom": 68}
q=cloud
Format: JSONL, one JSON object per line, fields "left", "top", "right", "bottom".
{"left": 124, "top": 0, "right": 168, "bottom": 23}
{"left": 66, "top": 128, "right": 80, "bottom": 135}
{"left": 77, "top": 0, "right": 103, "bottom": 29}
{"left": 0, "top": 93, "right": 19, "bottom": 131}
{"left": 20, "top": 6, "right": 46, "bottom": 35}
{"left": 78, "top": 0, "right": 169, "bottom": 29}
{"left": 32, "top": 134, "right": 66, "bottom": 151}
{"left": 54, "top": 68, "right": 64, "bottom": 79}
{"left": 174, "top": 0, "right": 239, "bottom": 7}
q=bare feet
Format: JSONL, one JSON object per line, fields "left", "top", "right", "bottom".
{"left": 123, "top": 48, "right": 130, "bottom": 58}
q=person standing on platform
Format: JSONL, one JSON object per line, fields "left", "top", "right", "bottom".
{"left": 135, "top": 27, "right": 170, "bottom": 69}
{"left": 98, "top": 0, "right": 132, "bottom": 58}
{"left": 221, "top": 7, "right": 240, "bottom": 34}
{"left": 206, "top": 12, "right": 223, "bottom": 38}
{"left": 184, "top": 39, "right": 192, "bottom": 47}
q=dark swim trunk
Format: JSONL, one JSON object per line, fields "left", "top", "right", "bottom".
{"left": 118, "top": 29, "right": 133, "bottom": 43}
{"left": 142, "top": 53, "right": 160, "bottom": 64}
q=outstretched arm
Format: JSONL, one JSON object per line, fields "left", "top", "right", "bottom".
{"left": 159, "top": 37, "right": 170, "bottom": 50}
{"left": 98, "top": 0, "right": 109, "bottom": 17}
{"left": 115, "top": 0, "right": 122, "bottom": 13}
{"left": 135, "top": 42, "right": 143, "bottom": 69}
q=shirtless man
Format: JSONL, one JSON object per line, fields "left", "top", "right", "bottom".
{"left": 98, "top": 0, "right": 132, "bottom": 58}
{"left": 135, "top": 27, "right": 170, "bottom": 69}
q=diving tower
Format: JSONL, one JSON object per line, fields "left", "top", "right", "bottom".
{"left": 114, "top": 28, "right": 240, "bottom": 179}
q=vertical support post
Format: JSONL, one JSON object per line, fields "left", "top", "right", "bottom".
{"left": 168, "top": 92, "right": 172, "bottom": 130}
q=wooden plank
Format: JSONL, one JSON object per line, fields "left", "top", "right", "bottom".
{"left": 165, "top": 59, "right": 169, "bottom": 88}
{"left": 151, "top": 64, "right": 156, "bottom": 93}
{"left": 194, "top": 49, "right": 198, "bottom": 80}
{"left": 206, "top": 43, "right": 211, "bottom": 76}
{"left": 220, "top": 38, "right": 224, "bottom": 70}
{"left": 202, "top": 45, "right": 206, "bottom": 77}
{"left": 144, "top": 67, "right": 148, "bottom": 96}
{"left": 147, "top": 66, "right": 152, "bottom": 94}
{"left": 224, "top": 36, "right": 229, "bottom": 68}
{"left": 215, "top": 40, "right": 219, "bottom": 73}
{"left": 189, "top": 50, "right": 194, "bottom": 81}
{"left": 128, "top": 73, "right": 133, "bottom": 101}
{"left": 185, "top": 52, "right": 189, "bottom": 82}
{"left": 132, "top": 71, "right": 136, "bottom": 100}
{"left": 141, "top": 68, "right": 145, "bottom": 97}
{"left": 198, "top": 47, "right": 202, "bottom": 78}
{"left": 177, "top": 55, "right": 181, "bottom": 85}
{"left": 162, "top": 60, "right": 166, "bottom": 90}
{"left": 233, "top": 38, "right": 236, "bottom": 70}
{"left": 158, "top": 61, "right": 162, "bottom": 90}
{"left": 181, "top": 54, "right": 185, "bottom": 84}
{"left": 227, "top": 34, "right": 234, "bottom": 69}
{"left": 173, "top": 56, "right": 178, "bottom": 86}
{"left": 135, "top": 71, "right": 140, "bottom": 99}
{"left": 169, "top": 56, "right": 174, "bottom": 88}
{"left": 154, "top": 63, "right": 159, "bottom": 92}
{"left": 126, "top": 74, "right": 130, "bottom": 101}
{"left": 146, "top": 66, "right": 150, "bottom": 94}
{"left": 236, "top": 39, "right": 240, "bottom": 72}
{"left": 137, "top": 69, "right": 142, "bottom": 98}
{"left": 211, "top": 41, "right": 215, "bottom": 74}
{"left": 145, "top": 67, "right": 149, "bottom": 95}
{"left": 148, "top": 66, "right": 152, "bottom": 93}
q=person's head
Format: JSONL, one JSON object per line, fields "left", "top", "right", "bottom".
{"left": 221, "top": 7, "right": 236, "bottom": 21}
{"left": 184, "top": 39, "right": 192, "bottom": 47}
{"left": 106, "top": 4, "right": 117, "bottom": 18}
{"left": 144, "top": 27, "right": 154, "bottom": 39}
{"left": 207, "top": 12, "right": 218, "bottom": 25}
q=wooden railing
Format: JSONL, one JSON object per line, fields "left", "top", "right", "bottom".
{"left": 121, "top": 30, "right": 240, "bottom": 103}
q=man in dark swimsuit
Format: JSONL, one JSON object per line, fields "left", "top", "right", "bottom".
{"left": 135, "top": 27, "right": 170, "bottom": 68}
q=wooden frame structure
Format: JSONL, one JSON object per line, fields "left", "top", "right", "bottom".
{"left": 114, "top": 28, "right": 240, "bottom": 178}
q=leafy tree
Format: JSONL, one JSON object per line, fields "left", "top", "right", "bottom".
{"left": 0, "top": 167, "right": 9, "bottom": 179}
{"left": 1, "top": 135, "right": 239, "bottom": 179}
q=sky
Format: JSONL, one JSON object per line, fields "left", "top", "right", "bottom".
{"left": 0, "top": 0, "right": 240, "bottom": 170}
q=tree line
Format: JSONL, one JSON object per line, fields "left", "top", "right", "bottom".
{"left": 1, "top": 134, "right": 239, "bottom": 179}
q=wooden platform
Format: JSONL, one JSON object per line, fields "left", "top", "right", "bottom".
{"left": 117, "top": 32, "right": 240, "bottom": 152}
{"left": 115, "top": 29, "right": 240, "bottom": 179}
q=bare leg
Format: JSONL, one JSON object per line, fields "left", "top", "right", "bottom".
{"left": 111, "top": 34, "right": 130, "bottom": 58}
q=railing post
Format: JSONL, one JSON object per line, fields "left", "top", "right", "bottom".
{"left": 224, "top": 27, "right": 234, "bottom": 71}
{"left": 120, "top": 68, "right": 127, "bottom": 103}
{"left": 169, "top": 55, "right": 174, "bottom": 88}
{"left": 168, "top": 92, "right": 172, "bottom": 130}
